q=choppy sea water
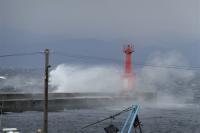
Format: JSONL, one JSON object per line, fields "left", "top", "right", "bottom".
{"left": 1, "top": 104, "right": 200, "bottom": 133}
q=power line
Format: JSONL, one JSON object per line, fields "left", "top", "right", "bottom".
{"left": 53, "top": 52, "right": 122, "bottom": 63}
{"left": 135, "top": 63, "right": 200, "bottom": 70}
{"left": 53, "top": 52, "right": 200, "bottom": 70}
{"left": 0, "top": 51, "right": 200, "bottom": 70}
{"left": 0, "top": 52, "right": 43, "bottom": 58}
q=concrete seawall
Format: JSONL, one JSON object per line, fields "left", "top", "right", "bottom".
{"left": 0, "top": 92, "right": 156, "bottom": 112}
{"left": 0, "top": 93, "right": 120, "bottom": 112}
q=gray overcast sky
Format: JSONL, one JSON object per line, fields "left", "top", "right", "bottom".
{"left": 0, "top": 0, "right": 200, "bottom": 67}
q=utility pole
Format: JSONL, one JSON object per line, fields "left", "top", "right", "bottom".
{"left": 43, "top": 49, "right": 50, "bottom": 133}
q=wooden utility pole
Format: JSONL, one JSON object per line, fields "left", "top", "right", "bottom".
{"left": 43, "top": 49, "right": 50, "bottom": 133}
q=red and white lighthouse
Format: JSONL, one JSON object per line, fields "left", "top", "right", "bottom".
{"left": 122, "top": 44, "right": 135, "bottom": 92}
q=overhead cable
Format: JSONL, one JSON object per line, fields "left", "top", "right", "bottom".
{"left": 0, "top": 52, "right": 43, "bottom": 58}
{"left": 53, "top": 52, "right": 200, "bottom": 70}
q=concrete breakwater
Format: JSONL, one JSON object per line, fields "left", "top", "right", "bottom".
{"left": 0, "top": 92, "right": 156, "bottom": 112}
{"left": 0, "top": 93, "right": 121, "bottom": 112}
